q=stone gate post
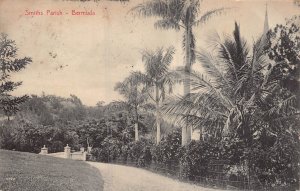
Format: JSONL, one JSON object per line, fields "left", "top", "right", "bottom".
{"left": 40, "top": 145, "right": 48, "bottom": 155}
{"left": 87, "top": 146, "right": 92, "bottom": 154}
{"left": 64, "top": 144, "right": 71, "bottom": 159}
{"left": 80, "top": 147, "right": 85, "bottom": 152}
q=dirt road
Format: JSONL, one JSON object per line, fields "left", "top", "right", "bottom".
{"left": 88, "top": 162, "right": 222, "bottom": 191}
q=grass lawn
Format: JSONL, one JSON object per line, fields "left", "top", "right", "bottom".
{"left": 0, "top": 149, "right": 104, "bottom": 191}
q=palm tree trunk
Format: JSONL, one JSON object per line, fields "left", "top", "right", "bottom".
{"left": 134, "top": 122, "right": 139, "bottom": 141}
{"left": 200, "top": 126, "right": 203, "bottom": 141}
{"left": 155, "top": 85, "right": 161, "bottom": 145}
{"left": 134, "top": 105, "right": 139, "bottom": 141}
{"left": 182, "top": 25, "right": 192, "bottom": 146}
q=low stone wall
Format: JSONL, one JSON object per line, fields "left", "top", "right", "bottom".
{"left": 70, "top": 152, "right": 86, "bottom": 161}
{"left": 40, "top": 145, "right": 88, "bottom": 161}
{"left": 47, "top": 152, "right": 66, "bottom": 159}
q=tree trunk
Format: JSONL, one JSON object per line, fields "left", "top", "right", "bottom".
{"left": 134, "top": 105, "right": 139, "bottom": 141}
{"left": 182, "top": 125, "right": 187, "bottom": 146}
{"left": 134, "top": 122, "right": 139, "bottom": 141}
{"left": 200, "top": 126, "right": 203, "bottom": 141}
{"left": 182, "top": 25, "right": 192, "bottom": 146}
{"left": 155, "top": 85, "right": 161, "bottom": 145}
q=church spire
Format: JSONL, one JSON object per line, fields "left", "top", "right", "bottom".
{"left": 263, "top": 3, "right": 269, "bottom": 35}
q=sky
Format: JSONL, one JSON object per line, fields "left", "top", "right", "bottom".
{"left": 0, "top": 0, "right": 298, "bottom": 106}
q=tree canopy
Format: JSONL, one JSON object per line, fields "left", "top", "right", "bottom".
{"left": 0, "top": 34, "right": 32, "bottom": 120}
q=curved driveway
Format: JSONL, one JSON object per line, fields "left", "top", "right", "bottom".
{"left": 87, "top": 162, "right": 221, "bottom": 191}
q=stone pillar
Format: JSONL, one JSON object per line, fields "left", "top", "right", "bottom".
{"left": 87, "top": 146, "right": 92, "bottom": 154}
{"left": 80, "top": 147, "right": 85, "bottom": 153}
{"left": 83, "top": 151, "right": 87, "bottom": 161}
{"left": 40, "top": 145, "right": 48, "bottom": 155}
{"left": 64, "top": 144, "right": 71, "bottom": 159}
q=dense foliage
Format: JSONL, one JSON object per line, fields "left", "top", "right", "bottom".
{"left": 180, "top": 140, "right": 220, "bottom": 179}
{"left": 162, "top": 17, "right": 300, "bottom": 189}
{"left": 0, "top": 34, "right": 31, "bottom": 120}
{"left": 0, "top": 94, "right": 153, "bottom": 153}
{"left": 151, "top": 129, "right": 182, "bottom": 164}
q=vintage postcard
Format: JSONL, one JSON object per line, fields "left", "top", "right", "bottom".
{"left": 0, "top": 0, "right": 299, "bottom": 190}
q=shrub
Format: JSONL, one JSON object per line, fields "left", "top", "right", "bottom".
{"left": 0, "top": 125, "right": 15, "bottom": 150}
{"left": 151, "top": 129, "right": 182, "bottom": 164}
{"left": 220, "top": 133, "right": 300, "bottom": 189}
{"left": 0, "top": 120, "right": 81, "bottom": 153}
{"left": 179, "top": 140, "right": 220, "bottom": 180}
{"left": 120, "top": 144, "right": 130, "bottom": 162}
{"left": 126, "top": 139, "right": 153, "bottom": 167}
{"left": 91, "top": 136, "right": 123, "bottom": 162}
{"left": 250, "top": 133, "right": 300, "bottom": 190}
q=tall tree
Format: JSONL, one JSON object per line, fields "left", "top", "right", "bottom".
{"left": 114, "top": 73, "right": 147, "bottom": 141}
{"left": 132, "top": 0, "right": 227, "bottom": 145}
{"left": 164, "top": 22, "right": 271, "bottom": 140}
{"left": 135, "top": 46, "right": 175, "bottom": 144}
{"left": 266, "top": 15, "right": 300, "bottom": 101}
{"left": 0, "top": 34, "right": 32, "bottom": 120}
{"left": 163, "top": 23, "right": 299, "bottom": 185}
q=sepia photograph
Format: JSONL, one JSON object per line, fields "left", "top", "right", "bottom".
{"left": 0, "top": 0, "right": 299, "bottom": 190}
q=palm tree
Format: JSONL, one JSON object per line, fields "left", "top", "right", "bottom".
{"left": 163, "top": 22, "right": 298, "bottom": 144}
{"left": 163, "top": 22, "right": 299, "bottom": 187}
{"left": 132, "top": 0, "right": 228, "bottom": 145}
{"left": 135, "top": 46, "right": 176, "bottom": 144}
{"left": 114, "top": 73, "right": 148, "bottom": 141}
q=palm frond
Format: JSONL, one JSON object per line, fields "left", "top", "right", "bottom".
{"left": 154, "top": 19, "right": 181, "bottom": 31}
{"left": 185, "top": 69, "right": 234, "bottom": 109}
{"left": 130, "top": 0, "right": 169, "bottom": 18}
{"left": 218, "top": 39, "right": 239, "bottom": 81}
{"left": 195, "top": 48, "right": 231, "bottom": 89}
{"left": 162, "top": 93, "right": 228, "bottom": 134}
{"left": 193, "top": 8, "right": 231, "bottom": 26}
{"left": 131, "top": 71, "right": 152, "bottom": 87}
{"left": 251, "top": 35, "right": 269, "bottom": 72}
{"left": 162, "top": 46, "right": 175, "bottom": 66}
{"left": 264, "top": 95, "right": 297, "bottom": 117}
